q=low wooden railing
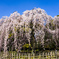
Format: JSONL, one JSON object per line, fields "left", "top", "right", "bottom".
{"left": 0, "top": 51, "right": 59, "bottom": 59}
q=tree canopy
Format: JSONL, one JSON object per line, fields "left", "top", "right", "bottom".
{"left": 0, "top": 8, "right": 59, "bottom": 52}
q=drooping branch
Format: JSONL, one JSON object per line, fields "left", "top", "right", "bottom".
{"left": 4, "top": 28, "right": 9, "bottom": 53}
{"left": 44, "top": 27, "right": 55, "bottom": 35}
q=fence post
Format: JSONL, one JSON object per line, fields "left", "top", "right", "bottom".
{"left": 28, "top": 53, "right": 30, "bottom": 59}
{"left": 50, "top": 51, "right": 52, "bottom": 57}
{"left": 16, "top": 52, "right": 18, "bottom": 59}
{"left": 50, "top": 52, "right": 51, "bottom": 59}
{"left": 22, "top": 53, "right": 23, "bottom": 59}
{"left": 45, "top": 53, "right": 47, "bottom": 59}
{"left": 43, "top": 52, "right": 44, "bottom": 58}
{"left": 38, "top": 52, "right": 39, "bottom": 59}
{"left": 19, "top": 53, "right": 20, "bottom": 59}
{"left": 12, "top": 52, "right": 13, "bottom": 59}
{"left": 33, "top": 53, "right": 35, "bottom": 59}
{"left": 1, "top": 52, "right": 2, "bottom": 59}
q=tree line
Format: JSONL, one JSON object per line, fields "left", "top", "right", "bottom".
{"left": 0, "top": 8, "right": 59, "bottom": 52}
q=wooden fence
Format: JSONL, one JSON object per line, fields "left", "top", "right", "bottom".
{"left": 0, "top": 51, "right": 59, "bottom": 59}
